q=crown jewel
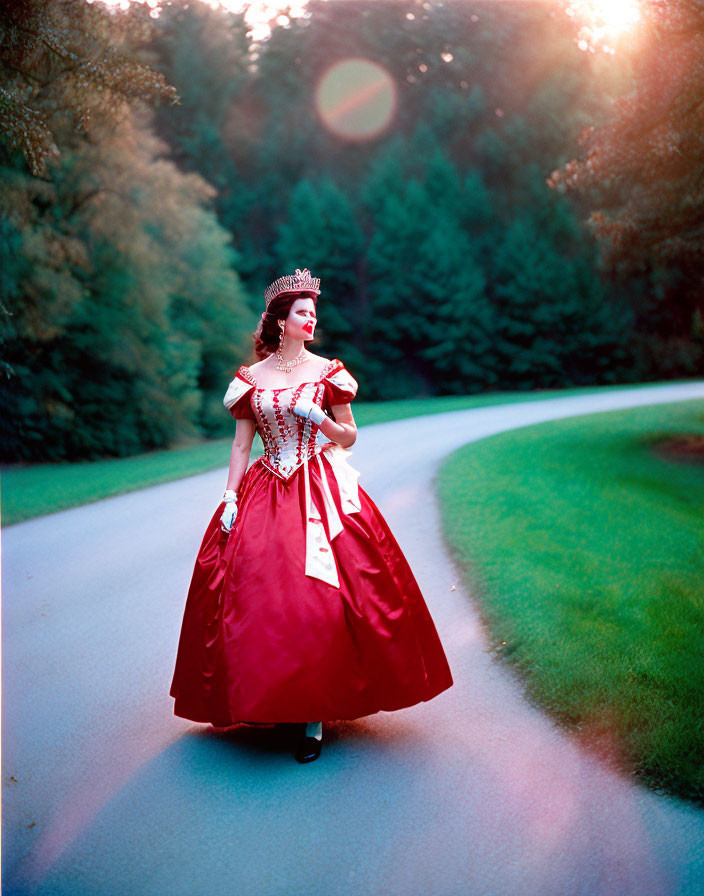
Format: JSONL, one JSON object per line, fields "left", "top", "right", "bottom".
{"left": 264, "top": 268, "right": 321, "bottom": 308}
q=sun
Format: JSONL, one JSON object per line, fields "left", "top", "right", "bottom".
{"left": 590, "top": 0, "right": 641, "bottom": 35}
{"left": 565, "top": 0, "right": 642, "bottom": 52}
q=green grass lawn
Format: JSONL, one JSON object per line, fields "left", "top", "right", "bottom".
{"left": 0, "top": 380, "right": 662, "bottom": 527}
{"left": 436, "top": 398, "right": 704, "bottom": 804}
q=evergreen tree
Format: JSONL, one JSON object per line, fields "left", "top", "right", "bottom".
{"left": 0, "top": 0, "right": 178, "bottom": 176}
{"left": 414, "top": 214, "right": 494, "bottom": 391}
{"left": 275, "top": 177, "right": 364, "bottom": 359}
{"left": 489, "top": 209, "right": 633, "bottom": 388}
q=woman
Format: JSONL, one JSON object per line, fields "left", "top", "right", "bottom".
{"left": 169, "top": 268, "right": 453, "bottom": 763}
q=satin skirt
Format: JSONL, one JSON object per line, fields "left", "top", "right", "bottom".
{"left": 169, "top": 451, "right": 453, "bottom": 725}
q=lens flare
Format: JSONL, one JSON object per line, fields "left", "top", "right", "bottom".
{"left": 315, "top": 58, "right": 397, "bottom": 142}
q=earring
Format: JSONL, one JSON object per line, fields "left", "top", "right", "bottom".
{"left": 278, "top": 321, "right": 285, "bottom": 347}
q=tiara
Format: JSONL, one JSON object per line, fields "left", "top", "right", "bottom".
{"left": 264, "top": 268, "right": 321, "bottom": 308}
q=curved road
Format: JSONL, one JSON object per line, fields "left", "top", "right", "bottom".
{"left": 3, "top": 382, "right": 704, "bottom": 896}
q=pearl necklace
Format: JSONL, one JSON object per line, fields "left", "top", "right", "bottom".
{"left": 275, "top": 345, "right": 308, "bottom": 373}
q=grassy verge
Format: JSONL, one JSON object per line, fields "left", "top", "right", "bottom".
{"left": 436, "top": 398, "right": 704, "bottom": 804}
{"left": 0, "top": 381, "right": 663, "bottom": 527}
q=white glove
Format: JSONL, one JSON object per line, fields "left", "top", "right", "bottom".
{"left": 220, "top": 489, "right": 238, "bottom": 533}
{"left": 292, "top": 398, "right": 326, "bottom": 426}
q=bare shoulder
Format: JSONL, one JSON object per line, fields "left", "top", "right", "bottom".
{"left": 249, "top": 355, "right": 280, "bottom": 370}
{"left": 308, "top": 352, "right": 331, "bottom": 368}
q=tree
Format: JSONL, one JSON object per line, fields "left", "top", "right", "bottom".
{"left": 0, "top": 0, "right": 178, "bottom": 176}
{"left": 489, "top": 210, "right": 633, "bottom": 388}
{"left": 141, "top": 0, "right": 685, "bottom": 395}
{"left": 0, "top": 110, "right": 253, "bottom": 461}
{"left": 0, "top": 0, "right": 254, "bottom": 461}
{"left": 275, "top": 177, "right": 364, "bottom": 356}
{"left": 414, "top": 213, "right": 493, "bottom": 391}
{"left": 548, "top": 1, "right": 704, "bottom": 280}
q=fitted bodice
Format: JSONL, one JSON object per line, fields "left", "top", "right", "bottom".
{"left": 251, "top": 380, "right": 327, "bottom": 480}
{"left": 223, "top": 358, "right": 362, "bottom": 585}
{"left": 223, "top": 359, "right": 358, "bottom": 482}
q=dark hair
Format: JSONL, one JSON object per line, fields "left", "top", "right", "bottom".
{"left": 253, "top": 291, "right": 318, "bottom": 360}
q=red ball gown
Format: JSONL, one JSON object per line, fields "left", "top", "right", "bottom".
{"left": 169, "top": 358, "right": 453, "bottom": 725}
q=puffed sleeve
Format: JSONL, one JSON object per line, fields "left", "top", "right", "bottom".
{"left": 223, "top": 365, "right": 256, "bottom": 420}
{"left": 323, "top": 358, "right": 358, "bottom": 409}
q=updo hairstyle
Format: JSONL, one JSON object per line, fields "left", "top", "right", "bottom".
{"left": 253, "top": 290, "right": 318, "bottom": 360}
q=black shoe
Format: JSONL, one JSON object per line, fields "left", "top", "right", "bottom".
{"left": 294, "top": 728, "right": 322, "bottom": 763}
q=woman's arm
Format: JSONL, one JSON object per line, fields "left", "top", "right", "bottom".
{"left": 317, "top": 403, "right": 357, "bottom": 449}
{"left": 225, "top": 418, "right": 257, "bottom": 492}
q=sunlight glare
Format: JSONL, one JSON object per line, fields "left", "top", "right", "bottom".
{"left": 96, "top": 1, "right": 311, "bottom": 40}
{"left": 566, "top": 0, "right": 641, "bottom": 52}
{"left": 210, "top": 1, "right": 309, "bottom": 41}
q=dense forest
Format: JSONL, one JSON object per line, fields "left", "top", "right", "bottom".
{"left": 1, "top": 0, "right": 701, "bottom": 462}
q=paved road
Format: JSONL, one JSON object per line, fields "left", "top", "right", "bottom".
{"left": 3, "top": 382, "right": 704, "bottom": 896}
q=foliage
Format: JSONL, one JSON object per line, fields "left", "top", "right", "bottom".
{"left": 549, "top": 1, "right": 704, "bottom": 281}
{"left": 3, "top": 0, "right": 700, "bottom": 461}
{"left": 0, "top": 0, "right": 253, "bottom": 462}
{"left": 0, "top": 0, "right": 179, "bottom": 176}
{"left": 275, "top": 177, "right": 364, "bottom": 356}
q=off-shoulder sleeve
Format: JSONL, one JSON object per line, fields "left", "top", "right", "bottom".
{"left": 223, "top": 365, "right": 256, "bottom": 420}
{"left": 323, "top": 358, "right": 358, "bottom": 408}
